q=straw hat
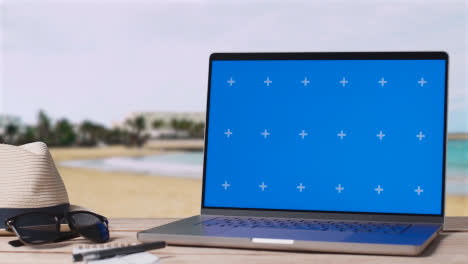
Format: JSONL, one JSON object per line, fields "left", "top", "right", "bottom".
{"left": 0, "top": 142, "right": 70, "bottom": 233}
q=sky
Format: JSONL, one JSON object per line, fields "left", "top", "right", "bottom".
{"left": 0, "top": 0, "right": 467, "bottom": 132}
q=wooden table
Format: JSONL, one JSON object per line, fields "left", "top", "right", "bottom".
{"left": 1, "top": 217, "right": 468, "bottom": 263}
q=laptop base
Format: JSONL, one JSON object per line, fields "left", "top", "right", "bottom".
{"left": 137, "top": 215, "right": 442, "bottom": 256}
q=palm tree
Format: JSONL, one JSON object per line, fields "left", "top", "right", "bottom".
{"left": 5, "top": 123, "right": 18, "bottom": 144}
{"left": 55, "top": 119, "right": 76, "bottom": 146}
{"left": 126, "top": 115, "right": 147, "bottom": 147}
{"left": 179, "top": 119, "right": 193, "bottom": 132}
{"left": 134, "top": 116, "right": 146, "bottom": 132}
{"left": 79, "top": 120, "right": 104, "bottom": 146}
{"left": 16, "top": 126, "right": 37, "bottom": 145}
{"left": 152, "top": 119, "right": 164, "bottom": 130}
{"left": 38, "top": 110, "right": 52, "bottom": 144}
{"left": 170, "top": 119, "right": 193, "bottom": 138}
{"left": 105, "top": 128, "right": 125, "bottom": 145}
{"left": 189, "top": 122, "right": 205, "bottom": 138}
{"left": 79, "top": 121, "right": 94, "bottom": 145}
{"left": 170, "top": 119, "right": 180, "bottom": 132}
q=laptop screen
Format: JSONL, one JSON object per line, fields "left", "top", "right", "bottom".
{"left": 203, "top": 53, "right": 447, "bottom": 216}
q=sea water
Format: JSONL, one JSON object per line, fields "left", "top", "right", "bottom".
{"left": 446, "top": 140, "right": 468, "bottom": 194}
{"left": 61, "top": 152, "right": 204, "bottom": 179}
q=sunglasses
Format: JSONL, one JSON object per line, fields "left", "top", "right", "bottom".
{"left": 4, "top": 210, "right": 109, "bottom": 247}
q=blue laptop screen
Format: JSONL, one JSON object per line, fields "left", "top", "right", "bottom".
{"left": 203, "top": 58, "right": 446, "bottom": 215}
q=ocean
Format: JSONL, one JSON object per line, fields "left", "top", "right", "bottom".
{"left": 446, "top": 140, "right": 468, "bottom": 194}
{"left": 61, "top": 152, "right": 204, "bottom": 179}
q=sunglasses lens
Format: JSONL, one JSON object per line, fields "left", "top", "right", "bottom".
{"left": 69, "top": 212, "right": 109, "bottom": 243}
{"left": 13, "top": 213, "right": 59, "bottom": 244}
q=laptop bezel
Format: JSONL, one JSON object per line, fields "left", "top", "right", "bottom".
{"left": 201, "top": 52, "right": 448, "bottom": 224}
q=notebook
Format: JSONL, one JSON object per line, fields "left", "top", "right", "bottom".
{"left": 73, "top": 243, "right": 159, "bottom": 264}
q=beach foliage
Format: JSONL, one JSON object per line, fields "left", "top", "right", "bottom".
{"left": 1, "top": 110, "right": 205, "bottom": 147}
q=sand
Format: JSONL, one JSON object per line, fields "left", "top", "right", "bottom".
{"left": 446, "top": 196, "right": 468, "bottom": 216}
{"left": 50, "top": 145, "right": 468, "bottom": 218}
{"left": 56, "top": 166, "right": 202, "bottom": 218}
{"left": 51, "top": 144, "right": 203, "bottom": 218}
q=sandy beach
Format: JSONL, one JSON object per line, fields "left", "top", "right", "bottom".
{"left": 51, "top": 144, "right": 467, "bottom": 218}
{"left": 56, "top": 166, "right": 202, "bottom": 218}
{"left": 446, "top": 196, "right": 468, "bottom": 216}
{"left": 51, "top": 143, "right": 203, "bottom": 218}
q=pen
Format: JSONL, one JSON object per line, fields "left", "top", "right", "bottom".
{"left": 73, "top": 241, "right": 166, "bottom": 262}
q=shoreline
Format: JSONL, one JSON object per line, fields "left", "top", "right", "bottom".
{"left": 448, "top": 134, "right": 468, "bottom": 140}
{"left": 50, "top": 139, "right": 204, "bottom": 162}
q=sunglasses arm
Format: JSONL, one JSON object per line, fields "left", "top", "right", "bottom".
{"left": 8, "top": 239, "right": 25, "bottom": 247}
{"left": 5, "top": 220, "right": 31, "bottom": 247}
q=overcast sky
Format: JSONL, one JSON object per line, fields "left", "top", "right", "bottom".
{"left": 0, "top": 0, "right": 467, "bottom": 132}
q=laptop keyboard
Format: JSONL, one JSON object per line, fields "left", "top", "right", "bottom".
{"left": 199, "top": 217, "right": 411, "bottom": 234}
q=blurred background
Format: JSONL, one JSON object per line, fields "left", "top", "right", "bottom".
{"left": 0, "top": 0, "right": 466, "bottom": 217}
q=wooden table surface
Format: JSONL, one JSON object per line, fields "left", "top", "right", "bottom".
{"left": 1, "top": 217, "right": 468, "bottom": 264}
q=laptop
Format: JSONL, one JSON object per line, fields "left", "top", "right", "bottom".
{"left": 138, "top": 52, "right": 449, "bottom": 255}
